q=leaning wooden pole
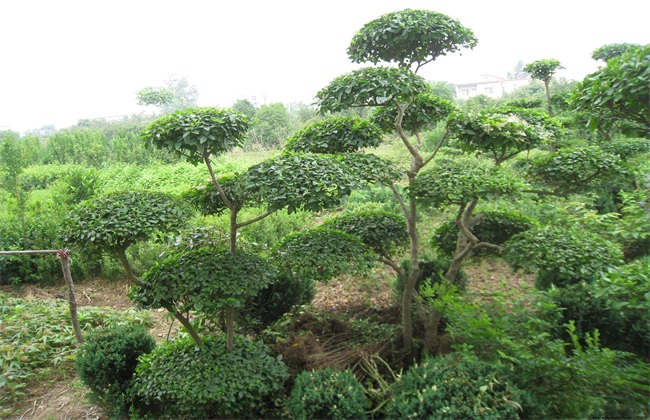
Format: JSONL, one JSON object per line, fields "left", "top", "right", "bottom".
{"left": 0, "top": 249, "right": 83, "bottom": 344}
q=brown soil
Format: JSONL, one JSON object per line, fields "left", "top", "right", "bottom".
{"left": 5, "top": 259, "right": 533, "bottom": 419}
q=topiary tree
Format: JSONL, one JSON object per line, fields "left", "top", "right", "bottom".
{"left": 316, "top": 9, "right": 479, "bottom": 355}
{"left": 524, "top": 59, "right": 564, "bottom": 118}
{"left": 61, "top": 190, "right": 198, "bottom": 341}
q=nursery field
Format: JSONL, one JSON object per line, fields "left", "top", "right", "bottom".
{"left": 1, "top": 9, "right": 649, "bottom": 418}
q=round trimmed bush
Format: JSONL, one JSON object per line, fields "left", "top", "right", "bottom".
{"left": 394, "top": 256, "right": 468, "bottom": 297}
{"left": 76, "top": 324, "right": 156, "bottom": 417}
{"left": 432, "top": 209, "right": 535, "bottom": 257}
{"left": 131, "top": 335, "right": 288, "bottom": 419}
{"left": 285, "top": 367, "right": 369, "bottom": 419}
{"left": 505, "top": 226, "right": 623, "bottom": 289}
{"left": 385, "top": 352, "right": 521, "bottom": 419}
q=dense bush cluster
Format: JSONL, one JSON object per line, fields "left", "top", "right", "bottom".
{"left": 76, "top": 324, "right": 156, "bottom": 417}
{"left": 131, "top": 335, "right": 289, "bottom": 418}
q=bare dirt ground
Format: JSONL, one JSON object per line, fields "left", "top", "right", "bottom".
{"left": 6, "top": 259, "right": 533, "bottom": 419}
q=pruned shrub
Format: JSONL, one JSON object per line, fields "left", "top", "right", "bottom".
{"left": 131, "top": 335, "right": 288, "bottom": 419}
{"left": 76, "top": 324, "right": 156, "bottom": 417}
{"left": 384, "top": 351, "right": 521, "bottom": 419}
{"left": 505, "top": 226, "right": 623, "bottom": 289}
{"left": 432, "top": 209, "right": 535, "bottom": 257}
{"left": 284, "top": 367, "right": 369, "bottom": 420}
{"left": 599, "top": 137, "right": 650, "bottom": 161}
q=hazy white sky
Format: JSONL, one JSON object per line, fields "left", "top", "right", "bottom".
{"left": 1, "top": 0, "right": 648, "bottom": 133}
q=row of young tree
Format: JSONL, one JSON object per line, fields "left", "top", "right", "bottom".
{"left": 1, "top": 8, "right": 649, "bottom": 419}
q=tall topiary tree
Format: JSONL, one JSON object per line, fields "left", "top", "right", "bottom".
{"left": 524, "top": 59, "right": 564, "bottom": 118}
{"left": 316, "top": 9, "right": 477, "bottom": 354}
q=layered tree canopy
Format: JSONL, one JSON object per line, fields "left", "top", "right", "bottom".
{"left": 347, "top": 9, "right": 477, "bottom": 71}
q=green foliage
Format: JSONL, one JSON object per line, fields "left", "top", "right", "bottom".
{"left": 523, "top": 59, "right": 564, "bottom": 83}
{"left": 347, "top": 9, "right": 477, "bottom": 70}
{"left": 526, "top": 146, "right": 628, "bottom": 194}
{"left": 432, "top": 209, "right": 535, "bottom": 256}
{"left": 599, "top": 137, "right": 650, "bottom": 161}
{"left": 385, "top": 351, "right": 521, "bottom": 419}
{"left": 243, "top": 152, "right": 359, "bottom": 214}
{"left": 339, "top": 153, "right": 403, "bottom": 185}
{"left": 442, "top": 292, "right": 650, "bottom": 419}
{"left": 131, "top": 335, "right": 288, "bottom": 419}
{"left": 76, "top": 324, "right": 156, "bottom": 417}
{"left": 232, "top": 99, "right": 257, "bottom": 118}
{"left": 142, "top": 107, "right": 250, "bottom": 164}
{"left": 372, "top": 93, "right": 456, "bottom": 135}
{"left": 0, "top": 294, "right": 152, "bottom": 410}
{"left": 241, "top": 273, "right": 316, "bottom": 331}
{"left": 394, "top": 255, "right": 469, "bottom": 296}
{"left": 572, "top": 45, "right": 650, "bottom": 132}
{"left": 271, "top": 228, "right": 376, "bottom": 283}
{"left": 0, "top": 213, "right": 62, "bottom": 285}
{"left": 447, "top": 107, "right": 561, "bottom": 163}
{"left": 321, "top": 209, "right": 408, "bottom": 257}
{"left": 410, "top": 157, "right": 522, "bottom": 207}
{"left": 504, "top": 226, "right": 624, "bottom": 289}
{"left": 136, "top": 86, "right": 174, "bottom": 108}
{"left": 316, "top": 67, "right": 431, "bottom": 113}
{"left": 56, "top": 165, "right": 102, "bottom": 205}
{"left": 61, "top": 191, "right": 191, "bottom": 255}
{"left": 182, "top": 173, "right": 250, "bottom": 216}
{"left": 592, "top": 42, "right": 642, "bottom": 61}
{"left": 133, "top": 248, "right": 276, "bottom": 318}
{"left": 285, "top": 368, "right": 369, "bottom": 420}
{"left": 249, "top": 103, "right": 291, "bottom": 148}
{"left": 285, "top": 116, "right": 383, "bottom": 153}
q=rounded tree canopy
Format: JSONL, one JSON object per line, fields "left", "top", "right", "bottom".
{"left": 347, "top": 9, "right": 477, "bottom": 71}
{"left": 316, "top": 67, "right": 430, "bottom": 113}
{"left": 61, "top": 191, "right": 192, "bottom": 254}
{"left": 447, "top": 107, "right": 561, "bottom": 164}
{"left": 142, "top": 107, "right": 250, "bottom": 164}
{"left": 321, "top": 209, "right": 408, "bottom": 256}
{"left": 243, "top": 152, "right": 359, "bottom": 214}
{"left": 372, "top": 93, "right": 456, "bottom": 134}
{"left": 526, "top": 146, "right": 628, "bottom": 194}
{"left": 410, "top": 157, "right": 522, "bottom": 207}
{"left": 270, "top": 228, "right": 376, "bottom": 283}
{"left": 133, "top": 248, "right": 277, "bottom": 316}
{"left": 285, "top": 116, "right": 383, "bottom": 154}
{"left": 523, "top": 59, "right": 564, "bottom": 83}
